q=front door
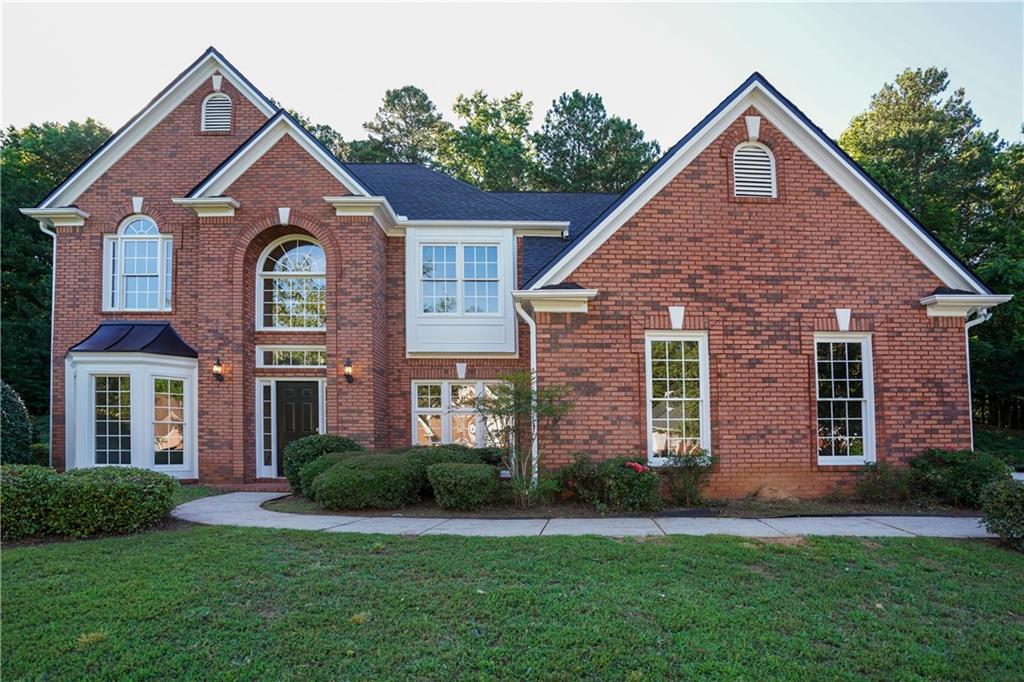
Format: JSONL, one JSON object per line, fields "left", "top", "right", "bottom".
{"left": 275, "top": 381, "right": 319, "bottom": 477}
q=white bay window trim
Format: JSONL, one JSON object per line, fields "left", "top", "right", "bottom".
{"left": 644, "top": 331, "right": 712, "bottom": 466}
{"left": 102, "top": 215, "right": 173, "bottom": 311}
{"left": 814, "top": 332, "right": 876, "bottom": 466}
{"left": 65, "top": 352, "right": 198, "bottom": 478}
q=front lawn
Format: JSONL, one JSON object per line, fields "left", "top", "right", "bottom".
{"left": 3, "top": 528, "right": 1022, "bottom": 680}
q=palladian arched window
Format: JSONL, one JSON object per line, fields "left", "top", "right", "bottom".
{"left": 257, "top": 236, "right": 326, "bottom": 330}
{"left": 103, "top": 216, "right": 173, "bottom": 311}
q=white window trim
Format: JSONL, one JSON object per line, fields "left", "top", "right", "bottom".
{"left": 102, "top": 215, "right": 173, "bottom": 312}
{"left": 644, "top": 331, "right": 712, "bottom": 466}
{"left": 814, "top": 332, "right": 876, "bottom": 466}
{"left": 200, "top": 92, "right": 232, "bottom": 132}
{"left": 255, "top": 345, "right": 328, "bottom": 369}
{"left": 732, "top": 141, "right": 777, "bottom": 198}
{"left": 255, "top": 377, "right": 326, "bottom": 479}
{"left": 255, "top": 235, "right": 327, "bottom": 332}
{"left": 410, "top": 380, "right": 497, "bottom": 447}
{"left": 65, "top": 352, "right": 198, "bottom": 479}
{"left": 418, "top": 241, "right": 504, "bottom": 318}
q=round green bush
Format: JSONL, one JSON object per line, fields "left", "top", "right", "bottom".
{"left": 312, "top": 453, "right": 420, "bottom": 509}
{"left": 0, "top": 464, "right": 60, "bottom": 540}
{"left": 1, "top": 381, "right": 33, "bottom": 464}
{"left": 50, "top": 467, "right": 179, "bottom": 538}
{"left": 601, "top": 457, "right": 663, "bottom": 513}
{"left": 403, "top": 446, "right": 489, "bottom": 494}
{"left": 981, "top": 479, "right": 1024, "bottom": 550}
{"left": 909, "top": 449, "right": 1012, "bottom": 508}
{"left": 283, "top": 434, "right": 364, "bottom": 491}
{"left": 427, "top": 462, "right": 499, "bottom": 511}
{"left": 298, "top": 451, "right": 363, "bottom": 498}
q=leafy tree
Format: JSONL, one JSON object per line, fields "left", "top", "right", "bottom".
{"left": 839, "top": 69, "right": 1023, "bottom": 428}
{"left": 839, "top": 68, "right": 1002, "bottom": 262}
{"left": 532, "top": 90, "right": 661, "bottom": 193}
{"left": 1, "top": 120, "right": 111, "bottom": 414}
{"left": 364, "top": 86, "right": 451, "bottom": 164}
{"left": 438, "top": 91, "right": 534, "bottom": 191}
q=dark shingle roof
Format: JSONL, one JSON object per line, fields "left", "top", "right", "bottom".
{"left": 70, "top": 322, "right": 198, "bottom": 358}
{"left": 489, "top": 192, "right": 618, "bottom": 284}
{"left": 340, "top": 164, "right": 548, "bottom": 221}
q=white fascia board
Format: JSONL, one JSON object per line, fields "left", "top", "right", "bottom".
{"left": 531, "top": 82, "right": 988, "bottom": 295}
{"left": 20, "top": 207, "right": 90, "bottom": 227}
{"left": 324, "top": 195, "right": 401, "bottom": 235}
{"left": 38, "top": 52, "right": 276, "bottom": 209}
{"left": 171, "top": 197, "right": 240, "bottom": 217}
{"left": 192, "top": 118, "right": 368, "bottom": 198}
{"left": 919, "top": 294, "right": 1012, "bottom": 317}
{"left": 512, "top": 288, "right": 598, "bottom": 313}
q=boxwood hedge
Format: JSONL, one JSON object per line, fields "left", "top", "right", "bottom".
{"left": 282, "top": 434, "right": 364, "bottom": 491}
{"left": 427, "top": 463, "right": 499, "bottom": 511}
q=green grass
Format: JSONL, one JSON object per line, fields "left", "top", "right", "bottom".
{"left": 3, "top": 528, "right": 1022, "bottom": 680}
{"left": 171, "top": 485, "right": 222, "bottom": 506}
{"left": 976, "top": 426, "right": 1024, "bottom": 470}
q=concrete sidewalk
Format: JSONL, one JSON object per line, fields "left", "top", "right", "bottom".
{"left": 173, "top": 493, "right": 995, "bottom": 539}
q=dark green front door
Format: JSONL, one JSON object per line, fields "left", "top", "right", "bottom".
{"left": 275, "top": 381, "right": 319, "bottom": 477}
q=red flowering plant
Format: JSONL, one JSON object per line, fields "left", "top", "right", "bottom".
{"left": 602, "top": 457, "right": 662, "bottom": 513}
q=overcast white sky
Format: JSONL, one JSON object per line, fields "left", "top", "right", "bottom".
{"left": 3, "top": 2, "right": 1022, "bottom": 147}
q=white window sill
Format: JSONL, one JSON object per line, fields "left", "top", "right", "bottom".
{"left": 255, "top": 327, "right": 327, "bottom": 333}
{"left": 817, "top": 456, "right": 874, "bottom": 466}
{"left": 103, "top": 307, "right": 173, "bottom": 313}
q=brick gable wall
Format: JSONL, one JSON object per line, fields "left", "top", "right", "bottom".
{"left": 532, "top": 108, "right": 970, "bottom": 497}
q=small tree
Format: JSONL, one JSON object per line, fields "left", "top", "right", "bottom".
{"left": 476, "top": 370, "right": 572, "bottom": 506}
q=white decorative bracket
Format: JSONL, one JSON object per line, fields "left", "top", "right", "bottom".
{"left": 669, "top": 305, "right": 685, "bottom": 330}
{"left": 212, "top": 74, "right": 223, "bottom": 92}
{"left": 455, "top": 363, "right": 467, "bottom": 380}
{"left": 278, "top": 207, "right": 290, "bottom": 226}
{"left": 131, "top": 196, "right": 144, "bottom": 213}
{"left": 745, "top": 115, "right": 761, "bottom": 142}
{"left": 835, "top": 308, "right": 852, "bottom": 332}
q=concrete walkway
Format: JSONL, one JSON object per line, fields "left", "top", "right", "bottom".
{"left": 173, "top": 493, "right": 995, "bottom": 538}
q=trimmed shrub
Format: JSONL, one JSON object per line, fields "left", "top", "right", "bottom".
{"left": 312, "top": 453, "right": 422, "bottom": 509}
{"left": 298, "top": 451, "right": 363, "bottom": 498}
{"left": 427, "top": 463, "right": 499, "bottom": 511}
{"left": 30, "top": 442, "right": 49, "bottom": 466}
{"left": 557, "top": 453, "right": 604, "bottom": 507}
{"left": 283, "top": 434, "right": 364, "bottom": 491}
{"left": 1, "top": 381, "right": 33, "bottom": 464}
{"left": 909, "top": 449, "right": 1012, "bottom": 507}
{"left": 50, "top": 467, "right": 178, "bottom": 538}
{"left": 404, "top": 446, "right": 488, "bottom": 494}
{"left": 601, "top": 458, "right": 663, "bottom": 513}
{"left": 0, "top": 464, "right": 61, "bottom": 540}
{"left": 981, "top": 479, "right": 1024, "bottom": 550}
{"left": 855, "top": 462, "right": 913, "bottom": 503}
{"left": 661, "top": 449, "right": 716, "bottom": 507}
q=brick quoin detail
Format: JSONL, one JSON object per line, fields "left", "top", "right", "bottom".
{"left": 46, "top": 73, "right": 975, "bottom": 498}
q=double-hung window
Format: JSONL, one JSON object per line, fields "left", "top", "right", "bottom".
{"left": 420, "top": 244, "right": 499, "bottom": 315}
{"left": 815, "top": 335, "right": 875, "bottom": 464}
{"left": 412, "top": 380, "right": 500, "bottom": 447}
{"left": 103, "top": 217, "right": 173, "bottom": 311}
{"left": 645, "top": 333, "right": 711, "bottom": 464}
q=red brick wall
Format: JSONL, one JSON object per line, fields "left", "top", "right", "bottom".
{"left": 533, "top": 108, "right": 971, "bottom": 497}
{"left": 49, "top": 75, "right": 268, "bottom": 473}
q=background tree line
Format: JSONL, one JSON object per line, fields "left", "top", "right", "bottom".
{"left": 2, "top": 71, "right": 1021, "bottom": 429}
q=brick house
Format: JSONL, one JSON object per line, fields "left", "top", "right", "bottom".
{"left": 23, "top": 48, "right": 1010, "bottom": 497}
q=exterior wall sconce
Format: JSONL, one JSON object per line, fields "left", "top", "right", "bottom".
{"left": 212, "top": 357, "right": 224, "bottom": 382}
{"left": 343, "top": 358, "right": 354, "bottom": 383}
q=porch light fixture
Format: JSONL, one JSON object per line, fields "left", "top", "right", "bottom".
{"left": 343, "top": 358, "right": 354, "bottom": 383}
{"left": 212, "top": 357, "right": 224, "bottom": 382}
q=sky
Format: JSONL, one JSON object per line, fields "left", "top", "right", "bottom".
{"left": 2, "top": 2, "right": 1022, "bottom": 148}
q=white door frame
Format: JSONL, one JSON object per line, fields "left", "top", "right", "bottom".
{"left": 255, "top": 377, "right": 326, "bottom": 479}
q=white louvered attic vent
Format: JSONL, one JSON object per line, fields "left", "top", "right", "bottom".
{"left": 201, "top": 94, "right": 232, "bottom": 132}
{"left": 733, "top": 143, "right": 776, "bottom": 197}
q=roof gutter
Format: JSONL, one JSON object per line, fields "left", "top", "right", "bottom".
{"left": 514, "top": 301, "right": 539, "bottom": 486}
{"left": 964, "top": 307, "right": 994, "bottom": 451}
{"left": 37, "top": 220, "right": 57, "bottom": 466}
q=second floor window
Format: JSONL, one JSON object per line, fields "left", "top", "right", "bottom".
{"left": 421, "top": 243, "right": 499, "bottom": 314}
{"left": 104, "top": 216, "right": 173, "bottom": 311}
{"left": 258, "top": 236, "right": 326, "bottom": 330}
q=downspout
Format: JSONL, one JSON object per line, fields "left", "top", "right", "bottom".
{"left": 38, "top": 221, "right": 57, "bottom": 466}
{"left": 514, "top": 301, "right": 539, "bottom": 484}
{"left": 964, "top": 308, "right": 992, "bottom": 451}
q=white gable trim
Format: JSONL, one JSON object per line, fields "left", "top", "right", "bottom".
{"left": 190, "top": 115, "right": 368, "bottom": 197}
{"left": 38, "top": 49, "right": 276, "bottom": 209}
{"left": 529, "top": 81, "right": 988, "bottom": 295}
